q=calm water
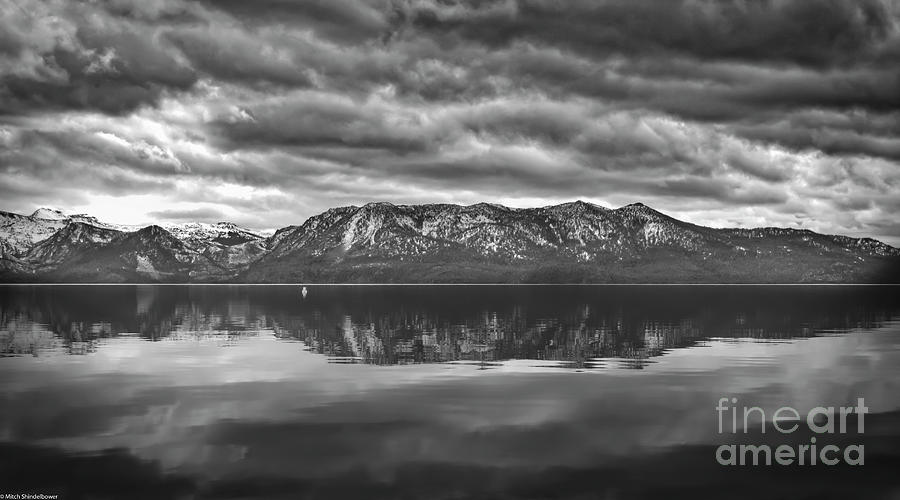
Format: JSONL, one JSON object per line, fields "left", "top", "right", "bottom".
{"left": 1, "top": 285, "right": 900, "bottom": 499}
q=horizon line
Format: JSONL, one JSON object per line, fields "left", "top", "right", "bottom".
{"left": 2, "top": 283, "right": 898, "bottom": 286}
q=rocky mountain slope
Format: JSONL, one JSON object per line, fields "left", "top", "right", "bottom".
{"left": 1, "top": 202, "right": 898, "bottom": 283}
{"left": 0, "top": 208, "right": 267, "bottom": 281}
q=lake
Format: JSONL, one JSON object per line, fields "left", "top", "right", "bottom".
{"left": 1, "top": 285, "right": 899, "bottom": 499}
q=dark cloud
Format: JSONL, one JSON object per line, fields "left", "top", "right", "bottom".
{"left": 164, "top": 28, "right": 316, "bottom": 88}
{"left": 484, "top": 44, "right": 900, "bottom": 122}
{"left": 210, "top": 92, "right": 449, "bottom": 153}
{"left": 3, "top": 129, "right": 186, "bottom": 177}
{"left": 730, "top": 109, "right": 900, "bottom": 161}
{"left": 99, "top": 0, "right": 205, "bottom": 23}
{"left": 408, "top": 0, "right": 897, "bottom": 68}
{"left": 0, "top": 49, "right": 195, "bottom": 116}
{"left": 0, "top": 0, "right": 196, "bottom": 116}
{"left": 192, "top": 0, "right": 394, "bottom": 43}
{"left": 736, "top": 123, "right": 900, "bottom": 161}
{"left": 724, "top": 149, "right": 792, "bottom": 183}
{"left": 0, "top": 127, "right": 179, "bottom": 201}
{"left": 659, "top": 177, "right": 789, "bottom": 206}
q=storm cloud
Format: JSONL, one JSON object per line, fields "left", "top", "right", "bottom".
{"left": 1, "top": 0, "right": 899, "bottom": 243}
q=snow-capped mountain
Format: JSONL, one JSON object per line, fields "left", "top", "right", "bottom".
{"left": 2, "top": 208, "right": 139, "bottom": 256}
{"left": 158, "top": 222, "right": 269, "bottom": 269}
{"left": 1, "top": 202, "right": 898, "bottom": 283}
{"left": 1, "top": 210, "right": 72, "bottom": 256}
{"left": 264, "top": 201, "right": 705, "bottom": 261}
{"left": 247, "top": 201, "right": 899, "bottom": 283}
{"left": 25, "top": 222, "right": 121, "bottom": 269}
{"left": 52, "top": 225, "right": 238, "bottom": 282}
{"left": 0, "top": 208, "right": 268, "bottom": 280}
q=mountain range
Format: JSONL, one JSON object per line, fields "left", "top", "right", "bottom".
{"left": 1, "top": 202, "right": 898, "bottom": 283}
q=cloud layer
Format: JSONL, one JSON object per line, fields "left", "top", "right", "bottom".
{"left": 1, "top": 0, "right": 899, "bottom": 243}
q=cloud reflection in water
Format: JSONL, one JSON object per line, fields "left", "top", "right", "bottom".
{"left": 1, "top": 285, "right": 899, "bottom": 498}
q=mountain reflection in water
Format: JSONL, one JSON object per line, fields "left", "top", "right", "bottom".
{"left": 1, "top": 285, "right": 900, "bottom": 499}
{"left": 1, "top": 285, "right": 897, "bottom": 369}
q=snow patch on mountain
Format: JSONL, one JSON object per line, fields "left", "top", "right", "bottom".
{"left": 31, "top": 208, "right": 69, "bottom": 220}
{"left": 135, "top": 254, "right": 161, "bottom": 279}
{"left": 162, "top": 222, "right": 265, "bottom": 247}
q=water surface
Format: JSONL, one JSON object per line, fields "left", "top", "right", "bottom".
{"left": 1, "top": 285, "right": 899, "bottom": 499}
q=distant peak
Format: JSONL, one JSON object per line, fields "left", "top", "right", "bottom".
{"left": 139, "top": 224, "right": 168, "bottom": 234}
{"left": 31, "top": 208, "right": 68, "bottom": 220}
{"left": 558, "top": 200, "right": 600, "bottom": 208}
{"left": 619, "top": 202, "right": 659, "bottom": 213}
{"left": 470, "top": 202, "right": 505, "bottom": 209}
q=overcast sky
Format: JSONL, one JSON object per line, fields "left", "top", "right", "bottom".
{"left": 1, "top": 0, "right": 899, "bottom": 243}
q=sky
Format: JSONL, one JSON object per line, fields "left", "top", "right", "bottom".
{"left": 1, "top": 0, "right": 899, "bottom": 244}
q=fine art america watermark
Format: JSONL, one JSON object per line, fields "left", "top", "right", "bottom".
{"left": 715, "top": 397, "right": 867, "bottom": 466}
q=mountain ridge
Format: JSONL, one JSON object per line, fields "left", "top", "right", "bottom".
{"left": 1, "top": 202, "right": 898, "bottom": 283}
